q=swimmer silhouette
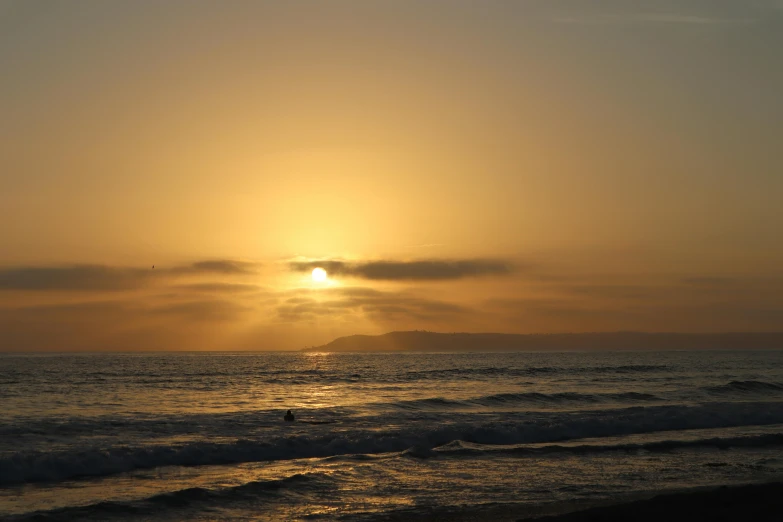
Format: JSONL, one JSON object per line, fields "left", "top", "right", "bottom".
{"left": 284, "top": 410, "right": 295, "bottom": 422}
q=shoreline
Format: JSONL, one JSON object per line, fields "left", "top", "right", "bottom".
{"left": 364, "top": 482, "right": 783, "bottom": 522}
{"left": 523, "top": 481, "right": 783, "bottom": 521}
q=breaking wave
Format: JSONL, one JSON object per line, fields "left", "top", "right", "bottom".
{"left": 433, "top": 432, "right": 783, "bottom": 457}
{"left": 473, "top": 391, "right": 662, "bottom": 405}
{"left": 4, "top": 401, "right": 783, "bottom": 486}
{"left": 4, "top": 473, "right": 321, "bottom": 521}
{"left": 704, "top": 380, "right": 783, "bottom": 395}
{"left": 405, "top": 365, "right": 670, "bottom": 380}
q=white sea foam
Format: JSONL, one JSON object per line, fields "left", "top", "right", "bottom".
{"left": 3, "top": 401, "right": 783, "bottom": 485}
{"left": 3, "top": 351, "right": 783, "bottom": 520}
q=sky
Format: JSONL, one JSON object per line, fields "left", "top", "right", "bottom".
{"left": 1, "top": 0, "right": 782, "bottom": 351}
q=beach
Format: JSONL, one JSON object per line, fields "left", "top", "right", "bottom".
{"left": 526, "top": 481, "right": 783, "bottom": 522}
{"left": 350, "top": 482, "right": 783, "bottom": 521}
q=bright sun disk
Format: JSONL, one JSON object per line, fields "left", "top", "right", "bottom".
{"left": 312, "top": 267, "right": 327, "bottom": 282}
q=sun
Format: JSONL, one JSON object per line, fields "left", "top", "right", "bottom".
{"left": 311, "top": 267, "right": 328, "bottom": 282}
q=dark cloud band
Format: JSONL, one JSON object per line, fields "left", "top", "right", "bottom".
{"left": 276, "top": 286, "right": 468, "bottom": 323}
{"left": 0, "top": 260, "right": 258, "bottom": 291}
{"left": 289, "top": 259, "right": 512, "bottom": 281}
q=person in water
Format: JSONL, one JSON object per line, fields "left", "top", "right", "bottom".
{"left": 284, "top": 410, "right": 295, "bottom": 422}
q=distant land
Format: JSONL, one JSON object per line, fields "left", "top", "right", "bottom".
{"left": 303, "top": 331, "right": 783, "bottom": 352}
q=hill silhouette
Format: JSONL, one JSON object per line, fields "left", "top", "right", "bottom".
{"left": 303, "top": 331, "right": 783, "bottom": 352}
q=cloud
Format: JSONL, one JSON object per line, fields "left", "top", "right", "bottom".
{"left": 276, "top": 286, "right": 469, "bottom": 323}
{"left": 152, "top": 300, "right": 250, "bottom": 321}
{"left": 0, "top": 297, "right": 251, "bottom": 351}
{"left": 554, "top": 13, "right": 752, "bottom": 25}
{"left": 537, "top": 275, "right": 783, "bottom": 312}
{"left": 681, "top": 276, "right": 735, "bottom": 286}
{"left": 0, "top": 266, "right": 153, "bottom": 291}
{"left": 170, "top": 260, "right": 258, "bottom": 275}
{"left": 483, "top": 280, "right": 783, "bottom": 333}
{"left": 562, "top": 284, "right": 657, "bottom": 300}
{"left": 2, "top": 298, "right": 249, "bottom": 323}
{"left": 0, "top": 260, "right": 259, "bottom": 291}
{"left": 175, "top": 283, "right": 262, "bottom": 293}
{"left": 289, "top": 259, "right": 512, "bottom": 281}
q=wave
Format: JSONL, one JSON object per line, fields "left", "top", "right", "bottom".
{"left": 405, "top": 367, "right": 557, "bottom": 379}
{"left": 5, "top": 401, "right": 783, "bottom": 486}
{"left": 0, "top": 408, "right": 352, "bottom": 439}
{"left": 433, "top": 432, "right": 783, "bottom": 457}
{"left": 704, "top": 380, "right": 783, "bottom": 395}
{"left": 392, "top": 397, "right": 466, "bottom": 409}
{"left": 5, "top": 473, "right": 320, "bottom": 521}
{"left": 6, "top": 365, "right": 677, "bottom": 391}
{"left": 404, "top": 365, "right": 670, "bottom": 380}
{"left": 592, "top": 365, "right": 671, "bottom": 373}
{"left": 391, "top": 391, "right": 662, "bottom": 409}
{"left": 473, "top": 391, "right": 662, "bottom": 405}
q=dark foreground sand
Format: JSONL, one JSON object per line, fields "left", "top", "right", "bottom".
{"left": 368, "top": 482, "right": 783, "bottom": 522}
{"left": 522, "top": 482, "right": 783, "bottom": 522}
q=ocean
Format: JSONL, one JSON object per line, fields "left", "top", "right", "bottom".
{"left": 2, "top": 351, "right": 783, "bottom": 521}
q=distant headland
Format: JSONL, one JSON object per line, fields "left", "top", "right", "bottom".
{"left": 302, "top": 331, "right": 783, "bottom": 352}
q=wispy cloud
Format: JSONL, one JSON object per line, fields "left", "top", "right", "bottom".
{"left": 0, "top": 266, "right": 154, "bottom": 291}
{"left": 170, "top": 260, "right": 257, "bottom": 275}
{"left": 0, "top": 298, "right": 253, "bottom": 351}
{"left": 276, "top": 286, "right": 469, "bottom": 323}
{"left": 1, "top": 298, "right": 250, "bottom": 322}
{"left": 175, "top": 283, "right": 263, "bottom": 294}
{"left": 681, "top": 276, "right": 736, "bottom": 286}
{"left": 288, "top": 259, "right": 512, "bottom": 281}
{"left": 152, "top": 300, "right": 251, "bottom": 321}
{"left": 0, "top": 260, "right": 259, "bottom": 291}
{"left": 554, "top": 13, "right": 752, "bottom": 25}
{"left": 405, "top": 243, "right": 446, "bottom": 249}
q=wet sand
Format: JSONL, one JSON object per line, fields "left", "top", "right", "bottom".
{"left": 367, "top": 482, "right": 783, "bottom": 522}
{"left": 522, "top": 482, "right": 783, "bottom": 522}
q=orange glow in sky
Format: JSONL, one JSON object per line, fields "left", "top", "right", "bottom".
{"left": 1, "top": 1, "right": 782, "bottom": 350}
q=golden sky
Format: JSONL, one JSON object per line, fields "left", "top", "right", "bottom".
{"left": 1, "top": 1, "right": 782, "bottom": 350}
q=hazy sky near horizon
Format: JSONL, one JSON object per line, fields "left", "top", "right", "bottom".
{"left": 1, "top": 0, "right": 782, "bottom": 350}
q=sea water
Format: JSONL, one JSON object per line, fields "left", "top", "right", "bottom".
{"left": 2, "top": 351, "right": 783, "bottom": 520}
